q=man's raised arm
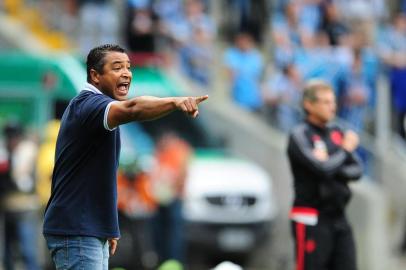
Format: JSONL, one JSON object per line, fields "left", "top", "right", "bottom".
{"left": 107, "top": 95, "right": 209, "bottom": 128}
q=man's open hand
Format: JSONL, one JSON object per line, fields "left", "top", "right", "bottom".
{"left": 108, "top": 238, "right": 118, "bottom": 256}
{"left": 175, "top": 95, "right": 209, "bottom": 118}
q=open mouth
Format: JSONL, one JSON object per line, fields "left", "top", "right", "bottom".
{"left": 117, "top": 82, "right": 130, "bottom": 95}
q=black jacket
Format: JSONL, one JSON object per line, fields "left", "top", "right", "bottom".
{"left": 287, "top": 120, "right": 363, "bottom": 215}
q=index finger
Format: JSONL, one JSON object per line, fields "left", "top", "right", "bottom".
{"left": 194, "top": 95, "right": 209, "bottom": 104}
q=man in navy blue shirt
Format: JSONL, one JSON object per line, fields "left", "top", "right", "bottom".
{"left": 43, "top": 44, "right": 208, "bottom": 269}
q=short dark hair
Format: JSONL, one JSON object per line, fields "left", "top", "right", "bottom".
{"left": 86, "top": 44, "right": 126, "bottom": 83}
{"left": 3, "top": 120, "right": 23, "bottom": 139}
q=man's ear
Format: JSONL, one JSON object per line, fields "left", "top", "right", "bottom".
{"left": 303, "top": 100, "right": 312, "bottom": 114}
{"left": 90, "top": 69, "right": 100, "bottom": 84}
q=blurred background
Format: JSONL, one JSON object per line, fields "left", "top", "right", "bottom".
{"left": 1, "top": 0, "right": 406, "bottom": 269}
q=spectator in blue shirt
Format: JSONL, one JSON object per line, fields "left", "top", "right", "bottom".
{"left": 339, "top": 48, "right": 371, "bottom": 133}
{"left": 271, "top": 1, "right": 302, "bottom": 48}
{"left": 169, "top": 0, "right": 215, "bottom": 47}
{"left": 77, "top": 0, "right": 120, "bottom": 56}
{"left": 224, "top": 32, "right": 264, "bottom": 111}
{"left": 263, "top": 63, "right": 303, "bottom": 132}
{"left": 377, "top": 13, "right": 406, "bottom": 139}
{"left": 298, "top": 0, "right": 322, "bottom": 34}
{"left": 43, "top": 44, "right": 208, "bottom": 270}
{"left": 179, "top": 25, "right": 213, "bottom": 86}
{"left": 271, "top": 2, "right": 301, "bottom": 69}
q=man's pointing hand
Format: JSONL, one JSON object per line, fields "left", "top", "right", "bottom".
{"left": 175, "top": 95, "right": 209, "bottom": 118}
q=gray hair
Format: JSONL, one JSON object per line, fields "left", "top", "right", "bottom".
{"left": 302, "top": 79, "right": 333, "bottom": 104}
{"left": 302, "top": 79, "right": 334, "bottom": 114}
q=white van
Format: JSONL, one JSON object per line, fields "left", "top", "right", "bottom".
{"left": 184, "top": 153, "right": 278, "bottom": 255}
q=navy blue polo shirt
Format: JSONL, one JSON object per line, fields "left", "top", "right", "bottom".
{"left": 43, "top": 83, "right": 121, "bottom": 238}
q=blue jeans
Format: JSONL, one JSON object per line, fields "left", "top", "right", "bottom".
{"left": 45, "top": 235, "right": 109, "bottom": 270}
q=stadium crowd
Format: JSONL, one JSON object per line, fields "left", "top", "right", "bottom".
{"left": 25, "top": 0, "right": 406, "bottom": 138}
{"left": 1, "top": 0, "right": 406, "bottom": 269}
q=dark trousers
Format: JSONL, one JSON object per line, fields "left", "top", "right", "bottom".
{"left": 291, "top": 214, "right": 357, "bottom": 270}
{"left": 4, "top": 211, "right": 40, "bottom": 270}
{"left": 396, "top": 111, "right": 406, "bottom": 139}
{"left": 151, "top": 199, "right": 185, "bottom": 264}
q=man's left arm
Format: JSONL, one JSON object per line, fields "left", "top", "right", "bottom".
{"left": 336, "top": 151, "right": 363, "bottom": 181}
{"left": 107, "top": 95, "right": 209, "bottom": 129}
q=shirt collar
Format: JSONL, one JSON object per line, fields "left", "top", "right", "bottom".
{"left": 83, "top": 83, "right": 103, "bottom": 95}
{"left": 305, "top": 118, "right": 334, "bottom": 133}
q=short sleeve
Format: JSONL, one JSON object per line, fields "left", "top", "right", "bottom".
{"left": 79, "top": 93, "right": 116, "bottom": 132}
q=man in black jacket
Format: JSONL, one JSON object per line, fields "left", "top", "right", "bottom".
{"left": 287, "top": 79, "right": 363, "bottom": 270}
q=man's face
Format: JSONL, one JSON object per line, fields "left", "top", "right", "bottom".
{"left": 236, "top": 34, "right": 253, "bottom": 51}
{"left": 92, "top": 51, "right": 132, "bottom": 101}
{"left": 305, "top": 90, "right": 336, "bottom": 124}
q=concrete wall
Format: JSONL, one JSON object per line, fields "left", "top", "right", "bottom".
{"left": 348, "top": 181, "right": 391, "bottom": 270}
